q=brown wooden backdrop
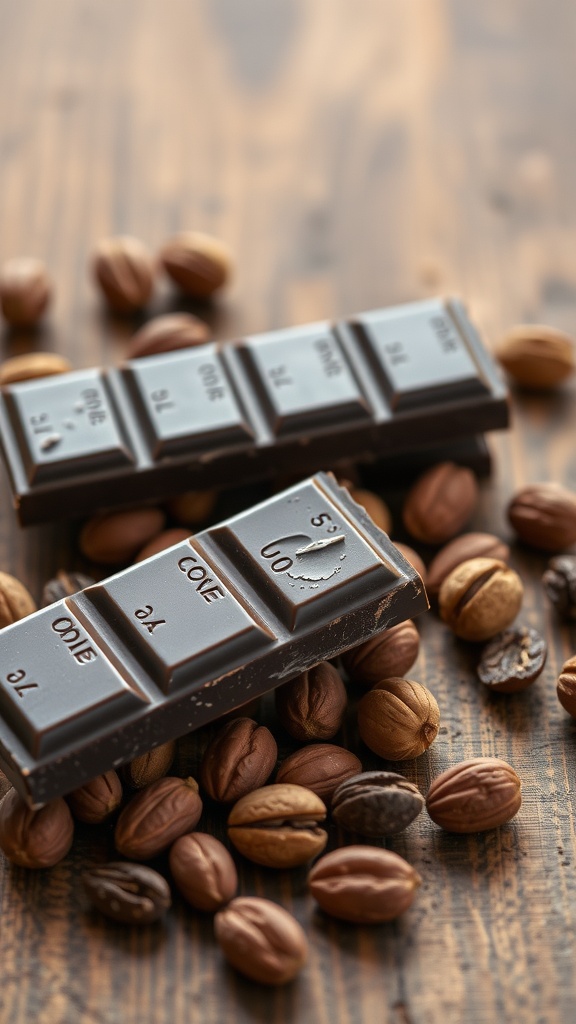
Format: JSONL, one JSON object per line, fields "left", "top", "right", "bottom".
{"left": 1, "top": 2, "right": 576, "bottom": 1022}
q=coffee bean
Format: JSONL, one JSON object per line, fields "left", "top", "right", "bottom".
{"left": 214, "top": 897, "right": 307, "bottom": 985}
{"left": 543, "top": 555, "right": 576, "bottom": 619}
{"left": 82, "top": 862, "right": 171, "bottom": 924}
{"left": 477, "top": 626, "right": 547, "bottom": 693}
{"left": 331, "top": 771, "right": 424, "bottom": 836}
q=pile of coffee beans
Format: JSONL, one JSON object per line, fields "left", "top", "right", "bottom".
{"left": 0, "top": 273, "right": 575, "bottom": 985}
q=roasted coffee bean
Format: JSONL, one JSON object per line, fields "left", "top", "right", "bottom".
{"left": 427, "top": 532, "right": 510, "bottom": 598}
{"left": 342, "top": 620, "right": 419, "bottom": 688}
{"left": 82, "top": 862, "right": 171, "bottom": 924}
{"left": 42, "top": 570, "right": 96, "bottom": 607}
{"left": 134, "top": 528, "right": 191, "bottom": 563}
{"left": 115, "top": 776, "right": 202, "bottom": 860}
{"left": 508, "top": 482, "right": 576, "bottom": 552}
{"left": 92, "top": 236, "right": 154, "bottom": 312}
{"left": 169, "top": 832, "right": 237, "bottom": 911}
{"left": 0, "top": 790, "right": 74, "bottom": 868}
{"left": 200, "top": 718, "right": 277, "bottom": 803}
{"left": 496, "top": 324, "right": 576, "bottom": 389}
{"left": 0, "top": 257, "right": 52, "bottom": 327}
{"left": 275, "top": 744, "right": 361, "bottom": 803}
{"left": 439, "top": 558, "right": 523, "bottom": 641}
{"left": 160, "top": 231, "right": 232, "bottom": 298}
{"left": 403, "top": 462, "right": 479, "bottom": 544}
{"left": 274, "top": 662, "right": 347, "bottom": 741}
{"left": 80, "top": 507, "right": 166, "bottom": 564}
{"left": 308, "top": 846, "right": 421, "bottom": 923}
{"left": 543, "top": 555, "right": 576, "bottom": 619}
{"left": 67, "top": 770, "right": 123, "bottom": 823}
{"left": 556, "top": 655, "right": 576, "bottom": 718}
{"left": 121, "top": 740, "right": 177, "bottom": 789}
{"left": 426, "top": 757, "right": 522, "bottom": 832}
{"left": 126, "top": 312, "right": 210, "bottom": 359}
{"left": 331, "top": 771, "right": 425, "bottom": 836}
{"left": 357, "top": 678, "right": 440, "bottom": 760}
{"left": 477, "top": 626, "right": 547, "bottom": 693}
{"left": 215, "top": 897, "right": 307, "bottom": 985}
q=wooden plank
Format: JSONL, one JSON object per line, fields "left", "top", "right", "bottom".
{"left": 0, "top": 0, "right": 576, "bottom": 1020}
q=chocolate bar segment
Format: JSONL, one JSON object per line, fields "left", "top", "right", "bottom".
{"left": 0, "top": 473, "right": 428, "bottom": 805}
{"left": 0, "top": 298, "right": 509, "bottom": 524}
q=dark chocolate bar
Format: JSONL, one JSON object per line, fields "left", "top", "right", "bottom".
{"left": 0, "top": 298, "right": 509, "bottom": 524}
{"left": 0, "top": 473, "right": 428, "bottom": 806}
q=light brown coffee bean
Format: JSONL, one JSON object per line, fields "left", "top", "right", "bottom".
{"left": 134, "top": 528, "right": 190, "bottom": 562}
{"left": 508, "top": 483, "right": 576, "bottom": 552}
{"left": 115, "top": 776, "right": 202, "bottom": 860}
{"left": 165, "top": 489, "right": 218, "bottom": 525}
{"left": 126, "top": 313, "right": 210, "bottom": 359}
{"left": 80, "top": 506, "right": 166, "bottom": 563}
{"left": 274, "top": 662, "right": 347, "bottom": 741}
{"left": 439, "top": 557, "right": 523, "bottom": 641}
{"left": 496, "top": 324, "right": 576, "bottom": 389}
{"left": 121, "top": 740, "right": 177, "bottom": 789}
{"left": 349, "top": 488, "right": 392, "bottom": 534}
{"left": 169, "top": 832, "right": 238, "bottom": 911}
{"left": 92, "top": 236, "right": 154, "bottom": 312}
{"left": 308, "top": 846, "right": 421, "bottom": 923}
{"left": 342, "top": 620, "right": 419, "bottom": 688}
{"left": 427, "top": 532, "right": 510, "bottom": 598}
{"left": 0, "top": 351, "right": 72, "bottom": 385}
{"left": 557, "top": 655, "right": 576, "bottom": 718}
{"left": 426, "top": 757, "right": 522, "bottom": 832}
{"left": 201, "top": 718, "right": 277, "bottom": 803}
{"left": 67, "top": 770, "right": 122, "bottom": 823}
{"left": 227, "top": 784, "right": 327, "bottom": 868}
{"left": 0, "top": 257, "right": 52, "bottom": 327}
{"left": 160, "top": 231, "right": 232, "bottom": 297}
{"left": 403, "top": 462, "right": 479, "bottom": 544}
{"left": 0, "top": 790, "right": 74, "bottom": 868}
{"left": 391, "top": 542, "right": 427, "bottom": 584}
{"left": 215, "top": 897, "right": 307, "bottom": 985}
{"left": 0, "top": 571, "right": 36, "bottom": 627}
{"left": 275, "top": 744, "right": 361, "bottom": 803}
{"left": 358, "top": 678, "right": 440, "bottom": 760}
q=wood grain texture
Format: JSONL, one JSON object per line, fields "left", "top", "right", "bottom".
{"left": 1, "top": 0, "right": 576, "bottom": 1021}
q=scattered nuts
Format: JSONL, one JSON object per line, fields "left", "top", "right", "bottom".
{"left": 0, "top": 790, "right": 74, "bottom": 868}
{"left": 160, "top": 231, "right": 232, "bottom": 297}
{"left": 227, "top": 784, "right": 327, "bottom": 868}
{"left": 0, "top": 257, "right": 52, "bottom": 327}
{"left": 426, "top": 757, "right": 522, "bottom": 832}
{"left": 331, "top": 770, "right": 425, "bottom": 836}
{"left": 342, "top": 620, "right": 419, "bottom": 689}
{"left": 275, "top": 744, "right": 361, "bottom": 803}
{"left": 0, "top": 571, "right": 36, "bottom": 628}
{"left": 169, "top": 832, "right": 238, "bottom": 911}
{"left": 308, "top": 846, "right": 421, "bottom": 923}
{"left": 477, "top": 626, "right": 546, "bottom": 693}
{"left": 79, "top": 506, "right": 166, "bottom": 563}
{"left": 82, "top": 862, "right": 171, "bottom": 924}
{"left": 134, "top": 528, "right": 191, "bottom": 562}
{"left": 114, "top": 776, "right": 202, "bottom": 860}
{"left": 557, "top": 655, "right": 576, "bottom": 718}
{"left": 92, "top": 236, "right": 154, "bottom": 312}
{"left": 67, "top": 770, "right": 122, "bottom": 823}
{"left": 126, "top": 312, "right": 210, "bottom": 359}
{"left": 496, "top": 324, "right": 576, "bottom": 389}
{"left": 0, "top": 351, "right": 72, "bottom": 385}
{"left": 403, "top": 462, "right": 479, "bottom": 544}
{"left": 427, "top": 532, "right": 510, "bottom": 598}
{"left": 120, "top": 740, "right": 176, "bottom": 789}
{"left": 200, "top": 718, "right": 277, "bottom": 804}
{"left": 357, "top": 677, "right": 440, "bottom": 760}
{"left": 274, "top": 662, "right": 347, "bottom": 741}
{"left": 508, "top": 483, "right": 576, "bottom": 552}
{"left": 439, "top": 557, "right": 523, "bottom": 641}
{"left": 215, "top": 897, "right": 308, "bottom": 985}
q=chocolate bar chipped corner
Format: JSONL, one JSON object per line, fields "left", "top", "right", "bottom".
{"left": 0, "top": 473, "right": 427, "bottom": 805}
{"left": 0, "top": 297, "right": 509, "bottom": 524}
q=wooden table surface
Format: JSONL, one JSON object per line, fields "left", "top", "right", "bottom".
{"left": 1, "top": 2, "right": 576, "bottom": 1022}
